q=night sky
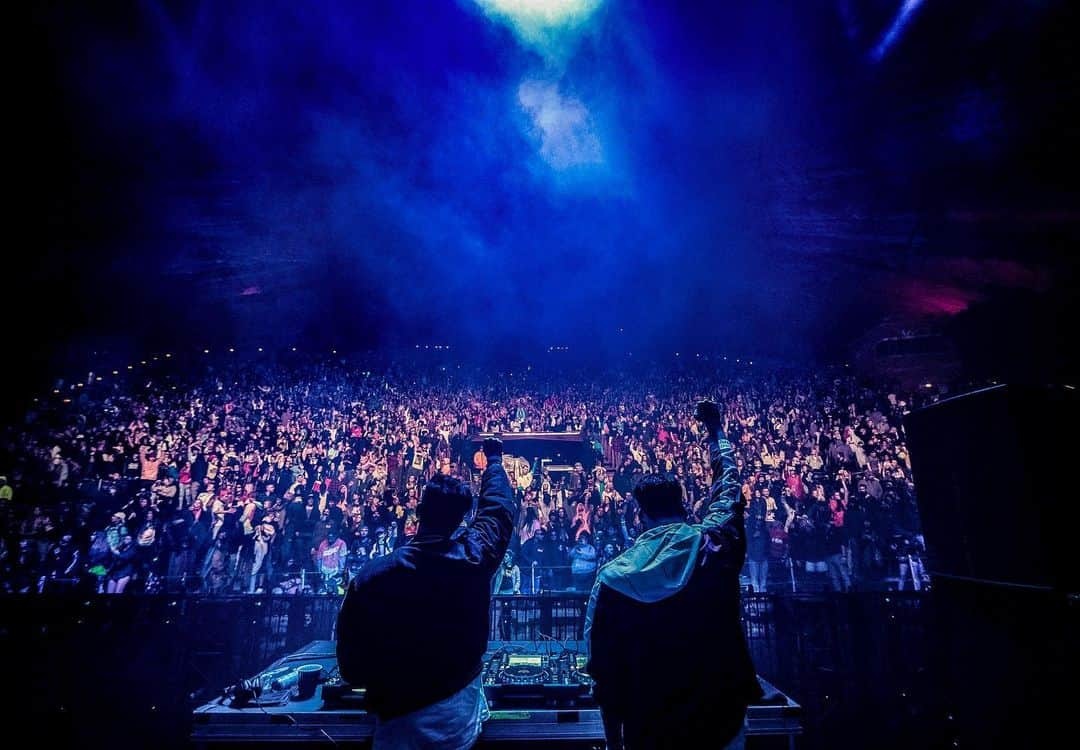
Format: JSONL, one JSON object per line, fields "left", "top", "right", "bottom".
{"left": 14, "top": 0, "right": 1080, "bottom": 384}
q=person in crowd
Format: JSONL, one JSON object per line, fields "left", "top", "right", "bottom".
{"left": 518, "top": 504, "right": 542, "bottom": 547}
{"left": 746, "top": 495, "right": 771, "bottom": 593}
{"left": 314, "top": 527, "right": 347, "bottom": 594}
{"left": 202, "top": 535, "right": 232, "bottom": 594}
{"left": 249, "top": 514, "right": 277, "bottom": 593}
{"left": 519, "top": 526, "right": 559, "bottom": 593}
{"left": 492, "top": 550, "right": 521, "bottom": 595}
{"left": 804, "top": 485, "right": 832, "bottom": 582}
{"left": 152, "top": 475, "right": 178, "bottom": 509}
{"left": 283, "top": 492, "right": 308, "bottom": 567}
{"left": 586, "top": 401, "right": 761, "bottom": 750}
{"left": 105, "top": 512, "right": 128, "bottom": 555}
{"left": 165, "top": 505, "right": 194, "bottom": 585}
{"left": 596, "top": 541, "right": 619, "bottom": 568}
{"left": 336, "top": 437, "right": 514, "bottom": 750}
{"left": 349, "top": 523, "right": 373, "bottom": 560}
{"left": 134, "top": 508, "right": 161, "bottom": 587}
{"left": 106, "top": 533, "right": 137, "bottom": 594}
{"left": 569, "top": 531, "right": 598, "bottom": 591}
{"left": 368, "top": 526, "right": 392, "bottom": 560}
{"left": 824, "top": 492, "right": 851, "bottom": 592}
{"left": 178, "top": 461, "right": 193, "bottom": 508}
{"left": 894, "top": 532, "right": 927, "bottom": 591}
{"left": 39, "top": 534, "right": 80, "bottom": 592}
{"left": 86, "top": 530, "right": 111, "bottom": 592}
{"left": 139, "top": 442, "right": 163, "bottom": 487}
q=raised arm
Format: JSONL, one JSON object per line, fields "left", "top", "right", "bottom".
{"left": 694, "top": 401, "right": 747, "bottom": 569}
{"left": 467, "top": 437, "right": 518, "bottom": 573}
{"left": 696, "top": 401, "right": 744, "bottom": 532}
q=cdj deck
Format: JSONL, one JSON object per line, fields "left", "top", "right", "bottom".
{"left": 192, "top": 640, "right": 801, "bottom": 748}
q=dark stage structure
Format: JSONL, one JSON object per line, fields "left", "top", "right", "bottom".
{"left": 905, "top": 384, "right": 1079, "bottom": 748}
{"left": 192, "top": 639, "right": 800, "bottom": 748}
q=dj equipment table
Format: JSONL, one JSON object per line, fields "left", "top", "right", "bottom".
{"left": 192, "top": 641, "right": 801, "bottom": 748}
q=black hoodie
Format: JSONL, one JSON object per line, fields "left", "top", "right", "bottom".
{"left": 336, "top": 457, "right": 516, "bottom": 719}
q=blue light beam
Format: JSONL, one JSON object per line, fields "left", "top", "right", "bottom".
{"left": 871, "top": 0, "right": 926, "bottom": 62}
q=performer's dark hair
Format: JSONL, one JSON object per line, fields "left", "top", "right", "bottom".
{"left": 418, "top": 474, "right": 474, "bottom": 532}
{"left": 632, "top": 473, "right": 685, "bottom": 520}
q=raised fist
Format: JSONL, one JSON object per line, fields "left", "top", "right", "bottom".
{"left": 482, "top": 437, "right": 504, "bottom": 459}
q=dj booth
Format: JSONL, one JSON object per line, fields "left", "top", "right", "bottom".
{"left": 472, "top": 430, "right": 598, "bottom": 471}
{"left": 192, "top": 640, "right": 801, "bottom": 748}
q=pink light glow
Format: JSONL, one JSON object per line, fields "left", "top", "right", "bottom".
{"left": 897, "top": 280, "right": 980, "bottom": 316}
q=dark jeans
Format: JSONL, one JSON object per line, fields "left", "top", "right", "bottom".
{"left": 748, "top": 559, "right": 768, "bottom": 592}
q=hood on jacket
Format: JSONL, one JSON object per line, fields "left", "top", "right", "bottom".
{"left": 596, "top": 521, "right": 705, "bottom": 604}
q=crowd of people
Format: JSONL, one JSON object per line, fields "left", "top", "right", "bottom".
{"left": 0, "top": 355, "right": 929, "bottom": 596}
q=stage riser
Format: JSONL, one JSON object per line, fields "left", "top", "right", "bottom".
{"left": 192, "top": 641, "right": 801, "bottom": 747}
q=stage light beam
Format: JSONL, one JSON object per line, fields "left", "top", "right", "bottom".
{"left": 871, "top": 0, "right": 926, "bottom": 62}
{"left": 471, "top": 0, "right": 604, "bottom": 60}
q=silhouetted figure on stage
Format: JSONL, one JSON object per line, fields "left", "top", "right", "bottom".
{"left": 337, "top": 437, "right": 515, "bottom": 749}
{"left": 586, "top": 401, "right": 761, "bottom": 749}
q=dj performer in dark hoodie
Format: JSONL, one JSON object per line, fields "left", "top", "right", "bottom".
{"left": 586, "top": 400, "right": 761, "bottom": 749}
{"left": 336, "top": 437, "right": 515, "bottom": 749}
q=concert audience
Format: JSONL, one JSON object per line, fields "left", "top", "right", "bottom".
{"left": 0, "top": 356, "right": 929, "bottom": 594}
